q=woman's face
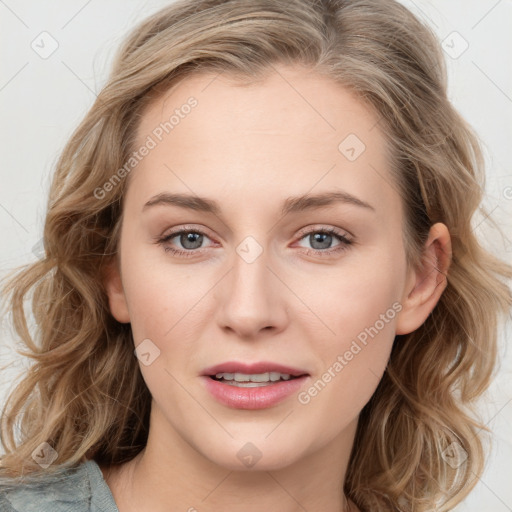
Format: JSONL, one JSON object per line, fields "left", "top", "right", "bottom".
{"left": 106, "top": 64, "right": 436, "bottom": 471}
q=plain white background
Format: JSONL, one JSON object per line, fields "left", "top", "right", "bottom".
{"left": 0, "top": 1, "right": 510, "bottom": 510}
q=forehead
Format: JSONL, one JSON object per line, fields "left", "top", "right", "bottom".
{"left": 136, "top": 65, "right": 383, "bottom": 152}
{"left": 129, "top": 65, "right": 397, "bottom": 218}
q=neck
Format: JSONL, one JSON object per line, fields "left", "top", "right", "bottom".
{"left": 101, "top": 405, "right": 360, "bottom": 512}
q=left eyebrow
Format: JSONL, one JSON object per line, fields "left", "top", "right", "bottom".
{"left": 281, "top": 191, "right": 375, "bottom": 215}
{"left": 142, "top": 190, "right": 375, "bottom": 215}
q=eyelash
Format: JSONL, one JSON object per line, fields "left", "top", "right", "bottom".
{"left": 155, "top": 226, "right": 353, "bottom": 259}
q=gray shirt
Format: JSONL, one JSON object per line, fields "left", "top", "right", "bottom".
{"left": 0, "top": 459, "right": 119, "bottom": 511}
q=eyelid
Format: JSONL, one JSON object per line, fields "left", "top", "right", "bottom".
{"left": 159, "top": 224, "right": 216, "bottom": 241}
{"left": 295, "top": 224, "right": 354, "bottom": 242}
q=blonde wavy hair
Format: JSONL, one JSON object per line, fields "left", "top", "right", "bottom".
{"left": 1, "top": 0, "right": 511, "bottom": 510}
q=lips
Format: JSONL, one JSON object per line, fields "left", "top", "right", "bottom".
{"left": 200, "top": 361, "right": 310, "bottom": 409}
{"left": 201, "top": 361, "right": 309, "bottom": 378}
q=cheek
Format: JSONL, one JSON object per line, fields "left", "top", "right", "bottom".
{"left": 295, "top": 244, "right": 405, "bottom": 346}
{"left": 295, "top": 306, "right": 398, "bottom": 447}
{"left": 292, "top": 248, "right": 403, "bottom": 417}
{"left": 121, "top": 257, "right": 209, "bottom": 406}
{"left": 121, "top": 245, "right": 210, "bottom": 343}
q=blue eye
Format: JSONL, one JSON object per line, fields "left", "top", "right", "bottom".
{"left": 296, "top": 228, "right": 353, "bottom": 256}
{"left": 155, "top": 226, "right": 353, "bottom": 258}
{"left": 157, "top": 228, "right": 213, "bottom": 257}
{"left": 174, "top": 231, "right": 205, "bottom": 250}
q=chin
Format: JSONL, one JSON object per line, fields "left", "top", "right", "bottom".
{"left": 195, "top": 433, "right": 309, "bottom": 472}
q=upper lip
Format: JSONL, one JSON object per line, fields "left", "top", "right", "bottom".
{"left": 201, "top": 361, "right": 309, "bottom": 377}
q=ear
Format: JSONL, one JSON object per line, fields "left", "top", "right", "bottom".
{"left": 395, "top": 222, "right": 452, "bottom": 335}
{"left": 102, "top": 257, "right": 131, "bottom": 323}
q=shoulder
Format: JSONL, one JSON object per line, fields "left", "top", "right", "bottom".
{"left": 0, "top": 459, "right": 119, "bottom": 512}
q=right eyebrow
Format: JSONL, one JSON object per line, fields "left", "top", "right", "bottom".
{"left": 143, "top": 193, "right": 221, "bottom": 215}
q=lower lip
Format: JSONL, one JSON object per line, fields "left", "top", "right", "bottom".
{"left": 201, "top": 375, "right": 309, "bottom": 409}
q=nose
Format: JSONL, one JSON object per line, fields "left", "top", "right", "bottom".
{"left": 215, "top": 241, "right": 289, "bottom": 339}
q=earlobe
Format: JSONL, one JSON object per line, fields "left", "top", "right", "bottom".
{"left": 395, "top": 223, "right": 452, "bottom": 335}
{"left": 102, "top": 257, "right": 131, "bottom": 323}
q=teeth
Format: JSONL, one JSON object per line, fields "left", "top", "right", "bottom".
{"left": 214, "top": 372, "right": 293, "bottom": 383}
{"left": 235, "top": 372, "right": 260, "bottom": 382}
{"left": 218, "top": 372, "right": 234, "bottom": 380}
{"left": 245, "top": 372, "right": 268, "bottom": 382}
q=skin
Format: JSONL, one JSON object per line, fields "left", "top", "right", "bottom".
{"left": 102, "top": 64, "right": 451, "bottom": 512}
